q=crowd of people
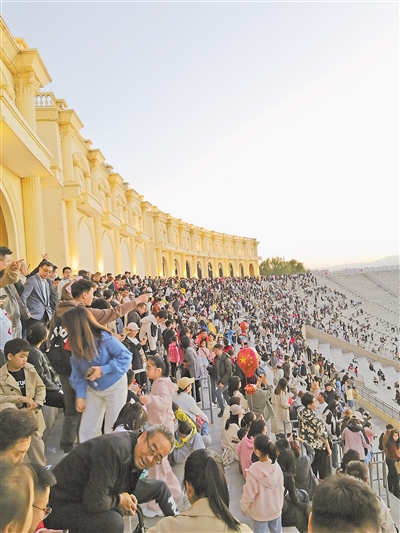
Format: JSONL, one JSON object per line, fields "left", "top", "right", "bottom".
{"left": 0, "top": 244, "right": 399, "bottom": 533}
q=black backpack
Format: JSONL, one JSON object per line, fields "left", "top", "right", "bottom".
{"left": 46, "top": 324, "right": 72, "bottom": 376}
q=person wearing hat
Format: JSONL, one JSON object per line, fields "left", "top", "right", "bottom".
{"left": 172, "top": 377, "right": 211, "bottom": 447}
{"left": 122, "top": 322, "right": 147, "bottom": 386}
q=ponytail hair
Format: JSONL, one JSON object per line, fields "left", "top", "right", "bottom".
{"left": 184, "top": 449, "right": 240, "bottom": 532}
{"left": 254, "top": 434, "right": 276, "bottom": 462}
{"left": 148, "top": 355, "right": 170, "bottom": 378}
{"left": 224, "top": 413, "right": 239, "bottom": 431}
{"left": 240, "top": 411, "right": 255, "bottom": 429}
{"left": 112, "top": 400, "right": 147, "bottom": 431}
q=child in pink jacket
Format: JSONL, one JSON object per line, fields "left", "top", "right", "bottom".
{"left": 168, "top": 336, "right": 181, "bottom": 379}
{"left": 240, "top": 435, "right": 284, "bottom": 533}
{"left": 138, "top": 355, "right": 182, "bottom": 516}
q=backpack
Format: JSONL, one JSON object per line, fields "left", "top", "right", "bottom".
{"left": 221, "top": 447, "right": 238, "bottom": 467}
{"left": 378, "top": 432, "right": 384, "bottom": 451}
{"left": 150, "top": 321, "right": 158, "bottom": 339}
{"left": 46, "top": 324, "right": 72, "bottom": 376}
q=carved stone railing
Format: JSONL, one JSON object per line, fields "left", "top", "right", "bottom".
{"left": 35, "top": 92, "right": 67, "bottom": 110}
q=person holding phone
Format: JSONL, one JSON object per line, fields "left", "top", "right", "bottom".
{"left": 62, "top": 306, "right": 131, "bottom": 443}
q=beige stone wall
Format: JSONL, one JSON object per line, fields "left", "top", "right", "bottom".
{"left": 0, "top": 18, "right": 260, "bottom": 277}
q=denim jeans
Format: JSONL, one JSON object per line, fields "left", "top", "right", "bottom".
{"left": 200, "top": 421, "right": 212, "bottom": 447}
{"left": 215, "top": 384, "right": 228, "bottom": 411}
{"left": 253, "top": 516, "right": 282, "bottom": 533}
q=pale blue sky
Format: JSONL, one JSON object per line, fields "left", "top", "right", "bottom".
{"left": 3, "top": 1, "right": 399, "bottom": 269}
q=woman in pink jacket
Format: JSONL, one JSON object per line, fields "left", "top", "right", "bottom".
{"left": 241, "top": 435, "right": 284, "bottom": 533}
{"left": 138, "top": 355, "right": 182, "bottom": 516}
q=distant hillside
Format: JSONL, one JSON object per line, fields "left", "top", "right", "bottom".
{"left": 316, "top": 255, "right": 399, "bottom": 271}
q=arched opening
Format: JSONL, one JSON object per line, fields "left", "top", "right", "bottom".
{"left": 229, "top": 263, "right": 234, "bottom": 277}
{"left": 208, "top": 262, "right": 213, "bottom": 278}
{"left": 239, "top": 263, "right": 244, "bottom": 277}
{"left": 162, "top": 257, "right": 167, "bottom": 277}
{"left": 135, "top": 246, "right": 146, "bottom": 277}
{"left": 79, "top": 221, "right": 95, "bottom": 273}
{"left": 174, "top": 259, "right": 179, "bottom": 276}
{"left": 186, "top": 261, "right": 191, "bottom": 278}
{"left": 0, "top": 206, "right": 8, "bottom": 246}
{"left": 120, "top": 240, "right": 131, "bottom": 272}
{"left": 102, "top": 233, "right": 115, "bottom": 274}
{"left": 249, "top": 263, "right": 255, "bottom": 276}
{"left": 197, "top": 262, "right": 202, "bottom": 279}
{"left": 0, "top": 183, "right": 20, "bottom": 256}
{"left": 218, "top": 263, "right": 223, "bottom": 277}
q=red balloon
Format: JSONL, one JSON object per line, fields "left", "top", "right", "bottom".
{"left": 237, "top": 347, "right": 258, "bottom": 378}
{"left": 240, "top": 321, "right": 248, "bottom": 332}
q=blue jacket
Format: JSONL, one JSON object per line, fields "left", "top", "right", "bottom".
{"left": 70, "top": 331, "right": 131, "bottom": 398}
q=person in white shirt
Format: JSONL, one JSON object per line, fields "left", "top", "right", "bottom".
{"left": 57, "top": 267, "right": 72, "bottom": 300}
{"left": 315, "top": 391, "right": 328, "bottom": 419}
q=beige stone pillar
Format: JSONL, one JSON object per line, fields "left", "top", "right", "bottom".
{"left": 60, "top": 125, "right": 75, "bottom": 184}
{"left": 154, "top": 249, "right": 161, "bottom": 276}
{"left": 14, "top": 72, "right": 39, "bottom": 131}
{"left": 93, "top": 217, "right": 103, "bottom": 272}
{"left": 21, "top": 177, "right": 46, "bottom": 267}
{"left": 168, "top": 252, "right": 174, "bottom": 276}
{"left": 129, "top": 236, "right": 137, "bottom": 274}
{"left": 113, "top": 228, "right": 122, "bottom": 274}
{"left": 65, "top": 200, "right": 79, "bottom": 271}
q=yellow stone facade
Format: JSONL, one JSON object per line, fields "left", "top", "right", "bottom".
{"left": 0, "top": 18, "right": 260, "bottom": 278}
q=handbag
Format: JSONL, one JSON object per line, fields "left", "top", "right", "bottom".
{"left": 395, "top": 460, "right": 400, "bottom": 474}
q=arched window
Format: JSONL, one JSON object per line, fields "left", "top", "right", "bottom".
{"left": 186, "top": 261, "right": 191, "bottom": 278}
{"left": 197, "top": 262, "right": 202, "bottom": 279}
{"left": 174, "top": 259, "right": 179, "bottom": 276}
{"left": 229, "top": 263, "right": 234, "bottom": 277}
{"left": 249, "top": 263, "right": 255, "bottom": 276}
{"left": 218, "top": 263, "right": 223, "bottom": 277}
{"left": 162, "top": 257, "right": 167, "bottom": 277}
{"left": 239, "top": 263, "right": 244, "bottom": 277}
{"left": 208, "top": 262, "right": 213, "bottom": 279}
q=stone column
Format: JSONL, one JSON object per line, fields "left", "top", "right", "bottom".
{"left": 93, "top": 217, "right": 103, "bottom": 272}
{"left": 155, "top": 248, "right": 162, "bottom": 276}
{"left": 129, "top": 236, "right": 137, "bottom": 274}
{"left": 113, "top": 228, "right": 122, "bottom": 274}
{"left": 14, "top": 72, "right": 40, "bottom": 131}
{"left": 60, "top": 125, "right": 75, "bottom": 184}
{"left": 65, "top": 200, "right": 79, "bottom": 272}
{"left": 21, "top": 177, "right": 46, "bottom": 267}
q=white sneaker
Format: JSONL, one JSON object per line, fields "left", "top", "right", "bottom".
{"left": 143, "top": 507, "right": 164, "bottom": 518}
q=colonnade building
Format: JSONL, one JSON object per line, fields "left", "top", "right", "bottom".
{"left": 0, "top": 18, "right": 260, "bottom": 277}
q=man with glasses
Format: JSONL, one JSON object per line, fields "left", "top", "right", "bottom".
{"left": 22, "top": 260, "right": 55, "bottom": 327}
{"left": 27, "top": 463, "right": 56, "bottom": 533}
{"left": 45, "top": 424, "right": 176, "bottom": 533}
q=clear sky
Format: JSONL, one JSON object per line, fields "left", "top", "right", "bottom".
{"left": 3, "top": 1, "right": 399, "bottom": 269}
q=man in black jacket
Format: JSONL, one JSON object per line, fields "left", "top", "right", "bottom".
{"left": 208, "top": 343, "right": 232, "bottom": 417}
{"left": 45, "top": 425, "right": 175, "bottom": 533}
